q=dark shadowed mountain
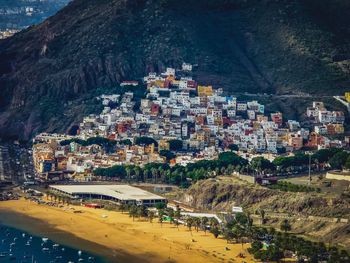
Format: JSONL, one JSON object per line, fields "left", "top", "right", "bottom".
{"left": 0, "top": 0, "right": 349, "bottom": 140}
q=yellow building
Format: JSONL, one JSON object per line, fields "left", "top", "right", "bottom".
{"left": 197, "top": 85, "right": 213, "bottom": 97}
{"left": 345, "top": 92, "right": 350, "bottom": 103}
{"left": 158, "top": 140, "right": 170, "bottom": 151}
{"left": 335, "top": 123, "right": 345, "bottom": 134}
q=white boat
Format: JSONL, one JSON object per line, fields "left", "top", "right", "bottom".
{"left": 42, "top": 237, "right": 49, "bottom": 242}
{"left": 53, "top": 244, "right": 59, "bottom": 248}
{"left": 42, "top": 247, "right": 50, "bottom": 252}
{"left": 78, "top": 250, "right": 82, "bottom": 256}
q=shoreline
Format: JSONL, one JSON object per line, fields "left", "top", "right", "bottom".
{"left": 0, "top": 199, "right": 257, "bottom": 263}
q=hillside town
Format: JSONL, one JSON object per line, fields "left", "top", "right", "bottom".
{"left": 32, "top": 63, "right": 349, "bottom": 181}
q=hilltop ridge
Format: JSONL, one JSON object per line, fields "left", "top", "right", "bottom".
{"left": 0, "top": 0, "right": 349, "bottom": 139}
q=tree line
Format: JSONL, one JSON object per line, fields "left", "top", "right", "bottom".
{"left": 94, "top": 152, "right": 247, "bottom": 187}
{"left": 119, "top": 203, "right": 349, "bottom": 263}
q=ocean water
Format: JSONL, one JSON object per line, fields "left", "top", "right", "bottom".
{"left": 0, "top": 225, "right": 106, "bottom": 263}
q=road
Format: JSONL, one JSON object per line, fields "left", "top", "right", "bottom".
{"left": 0, "top": 145, "right": 5, "bottom": 181}
{"left": 0, "top": 143, "right": 34, "bottom": 184}
{"left": 0, "top": 145, "right": 11, "bottom": 182}
{"left": 236, "top": 92, "right": 336, "bottom": 99}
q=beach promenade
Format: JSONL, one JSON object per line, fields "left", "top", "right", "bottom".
{"left": 0, "top": 199, "right": 257, "bottom": 263}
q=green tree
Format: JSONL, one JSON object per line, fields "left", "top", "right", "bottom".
{"left": 159, "top": 150, "right": 176, "bottom": 162}
{"left": 174, "top": 205, "right": 181, "bottom": 229}
{"left": 129, "top": 205, "right": 137, "bottom": 221}
{"left": 148, "top": 210, "right": 155, "bottom": 223}
{"left": 186, "top": 217, "right": 194, "bottom": 232}
{"left": 210, "top": 226, "right": 220, "bottom": 238}
{"left": 201, "top": 217, "right": 209, "bottom": 234}
{"left": 193, "top": 217, "right": 201, "bottom": 232}
{"left": 329, "top": 151, "right": 349, "bottom": 169}
{"left": 168, "top": 139, "right": 183, "bottom": 151}
{"left": 135, "top": 137, "right": 158, "bottom": 146}
{"left": 343, "top": 156, "right": 350, "bottom": 170}
{"left": 228, "top": 144, "right": 239, "bottom": 151}
{"left": 250, "top": 157, "right": 275, "bottom": 175}
{"left": 280, "top": 219, "right": 291, "bottom": 233}
{"left": 125, "top": 166, "right": 132, "bottom": 182}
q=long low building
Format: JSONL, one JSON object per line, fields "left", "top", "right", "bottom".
{"left": 50, "top": 184, "right": 167, "bottom": 206}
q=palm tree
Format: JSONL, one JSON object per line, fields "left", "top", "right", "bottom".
{"left": 137, "top": 205, "right": 148, "bottom": 219}
{"left": 158, "top": 209, "right": 165, "bottom": 227}
{"left": 129, "top": 205, "right": 137, "bottom": 221}
{"left": 148, "top": 211, "right": 155, "bottom": 223}
{"left": 167, "top": 208, "right": 174, "bottom": 224}
{"left": 194, "top": 217, "right": 201, "bottom": 232}
{"left": 143, "top": 169, "right": 149, "bottom": 182}
{"left": 120, "top": 203, "right": 127, "bottom": 213}
{"left": 186, "top": 217, "right": 194, "bottom": 232}
{"left": 223, "top": 229, "right": 235, "bottom": 244}
{"left": 201, "top": 217, "right": 209, "bottom": 235}
{"left": 134, "top": 167, "right": 141, "bottom": 182}
{"left": 164, "top": 169, "right": 171, "bottom": 183}
{"left": 258, "top": 209, "right": 266, "bottom": 225}
{"left": 151, "top": 168, "right": 158, "bottom": 184}
{"left": 157, "top": 167, "right": 164, "bottom": 183}
{"left": 209, "top": 217, "right": 219, "bottom": 228}
{"left": 280, "top": 219, "right": 291, "bottom": 233}
{"left": 125, "top": 167, "right": 132, "bottom": 183}
{"left": 210, "top": 226, "right": 220, "bottom": 238}
{"left": 174, "top": 205, "right": 181, "bottom": 229}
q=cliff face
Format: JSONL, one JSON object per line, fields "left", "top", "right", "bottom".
{"left": 0, "top": 0, "right": 349, "bottom": 139}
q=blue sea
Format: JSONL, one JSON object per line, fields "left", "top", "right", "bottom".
{"left": 0, "top": 225, "right": 106, "bottom": 263}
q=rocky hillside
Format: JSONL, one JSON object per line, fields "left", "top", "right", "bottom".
{"left": 178, "top": 176, "right": 350, "bottom": 248}
{"left": 180, "top": 177, "right": 350, "bottom": 218}
{"left": 0, "top": 0, "right": 350, "bottom": 139}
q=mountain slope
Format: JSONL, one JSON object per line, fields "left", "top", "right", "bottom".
{"left": 0, "top": 0, "right": 349, "bottom": 139}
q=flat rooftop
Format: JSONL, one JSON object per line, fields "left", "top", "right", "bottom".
{"left": 50, "top": 184, "right": 166, "bottom": 201}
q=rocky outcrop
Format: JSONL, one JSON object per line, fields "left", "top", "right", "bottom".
{"left": 181, "top": 178, "right": 350, "bottom": 217}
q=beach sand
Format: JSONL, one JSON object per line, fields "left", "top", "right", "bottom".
{"left": 0, "top": 199, "right": 258, "bottom": 263}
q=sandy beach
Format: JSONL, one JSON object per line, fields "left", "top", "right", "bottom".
{"left": 0, "top": 199, "right": 257, "bottom": 263}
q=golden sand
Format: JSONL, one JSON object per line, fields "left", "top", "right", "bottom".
{"left": 0, "top": 199, "right": 258, "bottom": 263}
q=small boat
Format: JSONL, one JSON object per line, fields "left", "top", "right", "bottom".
{"left": 25, "top": 241, "right": 31, "bottom": 246}
{"left": 0, "top": 252, "right": 8, "bottom": 258}
{"left": 42, "top": 237, "right": 49, "bottom": 242}
{"left": 79, "top": 259, "right": 85, "bottom": 262}
{"left": 22, "top": 233, "right": 26, "bottom": 238}
{"left": 42, "top": 247, "right": 50, "bottom": 252}
{"left": 61, "top": 248, "right": 65, "bottom": 251}
{"left": 53, "top": 244, "right": 59, "bottom": 248}
{"left": 78, "top": 250, "right": 82, "bottom": 256}
{"left": 10, "top": 242, "right": 15, "bottom": 247}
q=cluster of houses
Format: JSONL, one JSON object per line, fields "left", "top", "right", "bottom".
{"left": 32, "top": 63, "right": 349, "bottom": 181}
{"left": 306, "top": 101, "right": 345, "bottom": 135}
